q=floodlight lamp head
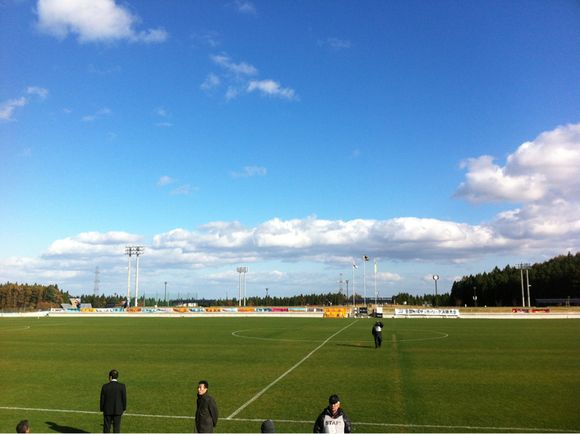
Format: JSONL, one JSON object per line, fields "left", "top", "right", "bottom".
{"left": 433, "top": 274, "right": 440, "bottom": 280}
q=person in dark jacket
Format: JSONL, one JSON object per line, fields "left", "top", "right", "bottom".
{"left": 100, "top": 369, "right": 127, "bottom": 433}
{"left": 313, "top": 394, "right": 352, "bottom": 433}
{"left": 261, "top": 419, "right": 275, "bottom": 433}
{"left": 371, "top": 321, "right": 384, "bottom": 348}
{"left": 195, "top": 380, "right": 218, "bottom": 433}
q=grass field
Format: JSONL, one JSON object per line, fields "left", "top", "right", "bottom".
{"left": 1, "top": 317, "right": 579, "bottom": 433}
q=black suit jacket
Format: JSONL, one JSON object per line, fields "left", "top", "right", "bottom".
{"left": 100, "top": 380, "right": 127, "bottom": 416}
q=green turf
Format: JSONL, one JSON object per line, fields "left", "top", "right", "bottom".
{"left": 0, "top": 317, "right": 579, "bottom": 433}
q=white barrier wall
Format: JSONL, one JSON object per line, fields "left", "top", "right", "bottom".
{"left": 395, "top": 308, "right": 460, "bottom": 318}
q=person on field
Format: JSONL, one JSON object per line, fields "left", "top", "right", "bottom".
{"left": 100, "top": 369, "right": 127, "bottom": 433}
{"left": 261, "top": 419, "right": 275, "bottom": 433}
{"left": 371, "top": 320, "right": 384, "bottom": 348}
{"left": 313, "top": 394, "right": 352, "bottom": 433}
{"left": 195, "top": 380, "right": 218, "bottom": 433}
{"left": 16, "top": 420, "right": 30, "bottom": 433}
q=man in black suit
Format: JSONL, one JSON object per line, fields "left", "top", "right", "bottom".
{"left": 100, "top": 369, "right": 127, "bottom": 433}
{"left": 195, "top": 380, "right": 218, "bottom": 433}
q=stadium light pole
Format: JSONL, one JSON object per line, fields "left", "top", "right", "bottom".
{"left": 526, "top": 268, "right": 531, "bottom": 307}
{"left": 164, "top": 281, "right": 167, "bottom": 307}
{"left": 133, "top": 246, "right": 145, "bottom": 307}
{"left": 236, "top": 267, "right": 248, "bottom": 307}
{"left": 352, "top": 261, "right": 358, "bottom": 307}
{"left": 244, "top": 267, "right": 248, "bottom": 306}
{"left": 363, "top": 255, "right": 369, "bottom": 305}
{"left": 374, "top": 258, "right": 378, "bottom": 305}
{"left": 517, "top": 263, "right": 531, "bottom": 307}
{"left": 432, "top": 274, "right": 439, "bottom": 307}
{"left": 125, "top": 246, "right": 134, "bottom": 308}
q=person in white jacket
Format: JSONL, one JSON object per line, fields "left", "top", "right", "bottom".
{"left": 313, "top": 394, "right": 352, "bottom": 433}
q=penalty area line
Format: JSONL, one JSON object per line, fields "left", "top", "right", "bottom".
{"left": 0, "top": 406, "right": 574, "bottom": 432}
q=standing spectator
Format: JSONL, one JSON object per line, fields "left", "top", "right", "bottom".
{"left": 100, "top": 369, "right": 127, "bottom": 433}
{"left": 313, "top": 394, "right": 352, "bottom": 433}
{"left": 16, "top": 420, "right": 29, "bottom": 433}
{"left": 195, "top": 380, "right": 218, "bottom": 433}
{"left": 371, "top": 320, "right": 384, "bottom": 348}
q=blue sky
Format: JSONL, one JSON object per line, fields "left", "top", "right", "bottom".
{"left": 1, "top": 0, "right": 579, "bottom": 301}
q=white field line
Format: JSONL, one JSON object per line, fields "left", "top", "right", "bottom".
{"left": 0, "top": 406, "right": 574, "bottom": 432}
{"left": 227, "top": 319, "right": 359, "bottom": 419}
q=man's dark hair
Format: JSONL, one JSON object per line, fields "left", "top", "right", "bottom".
{"left": 199, "top": 380, "right": 209, "bottom": 389}
{"left": 16, "top": 419, "right": 29, "bottom": 433}
{"left": 109, "top": 369, "right": 119, "bottom": 379}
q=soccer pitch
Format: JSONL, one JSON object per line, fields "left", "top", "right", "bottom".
{"left": 1, "top": 317, "right": 579, "bottom": 433}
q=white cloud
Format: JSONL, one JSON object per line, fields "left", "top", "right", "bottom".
{"left": 82, "top": 107, "right": 111, "bottom": 122}
{"left": 205, "top": 54, "right": 297, "bottom": 102}
{"left": 456, "top": 123, "right": 580, "bottom": 204}
{"left": 201, "top": 73, "right": 221, "bottom": 91}
{"left": 377, "top": 271, "right": 402, "bottom": 282}
{"left": 319, "top": 37, "right": 352, "bottom": 50}
{"left": 1, "top": 212, "right": 577, "bottom": 296}
{"left": 191, "top": 31, "right": 221, "bottom": 48}
{"left": 455, "top": 155, "right": 546, "bottom": 203}
{"left": 0, "top": 97, "right": 27, "bottom": 121}
{"left": 233, "top": 0, "right": 256, "bottom": 15}
{"left": 157, "top": 176, "right": 195, "bottom": 195}
{"left": 231, "top": 165, "right": 267, "bottom": 178}
{"left": 225, "top": 86, "right": 239, "bottom": 101}
{"left": 1, "top": 86, "right": 50, "bottom": 121}
{"left": 27, "top": 86, "right": 49, "bottom": 99}
{"left": 154, "top": 107, "right": 172, "bottom": 127}
{"left": 170, "top": 184, "right": 196, "bottom": 196}
{"left": 247, "top": 80, "right": 297, "bottom": 100}
{"left": 211, "top": 54, "right": 258, "bottom": 76}
{"left": 155, "top": 122, "right": 173, "bottom": 128}
{"left": 45, "top": 231, "right": 141, "bottom": 258}
{"left": 157, "top": 176, "right": 174, "bottom": 186}
{"left": 453, "top": 122, "right": 580, "bottom": 258}
{"left": 36, "top": 0, "right": 168, "bottom": 44}
{"left": 156, "top": 107, "right": 168, "bottom": 117}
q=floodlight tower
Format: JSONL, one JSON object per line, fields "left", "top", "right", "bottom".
{"left": 133, "top": 246, "right": 145, "bottom": 307}
{"left": 516, "top": 263, "right": 531, "bottom": 307}
{"left": 94, "top": 266, "right": 100, "bottom": 297}
{"left": 125, "top": 246, "right": 134, "bottom": 307}
{"left": 236, "top": 266, "right": 248, "bottom": 307}
{"left": 362, "top": 255, "right": 369, "bottom": 305}
{"left": 374, "top": 258, "right": 378, "bottom": 305}
{"left": 352, "top": 261, "right": 358, "bottom": 306}
{"left": 433, "top": 274, "right": 439, "bottom": 307}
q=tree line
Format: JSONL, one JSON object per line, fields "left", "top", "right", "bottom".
{"left": 0, "top": 282, "right": 71, "bottom": 310}
{"left": 2, "top": 253, "right": 578, "bottom": 310}
{"left": 449, "top": 252, "right": 580, "bottom": 306}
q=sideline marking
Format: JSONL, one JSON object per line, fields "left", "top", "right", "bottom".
{"left": 227, "top": 320, "right": 359, "bottom": 419}
{"left": 0, "top": 326, "right": 31, "bottom": 333}
{"left": 0, "top": 406, "right": 574, "bottom": 432}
